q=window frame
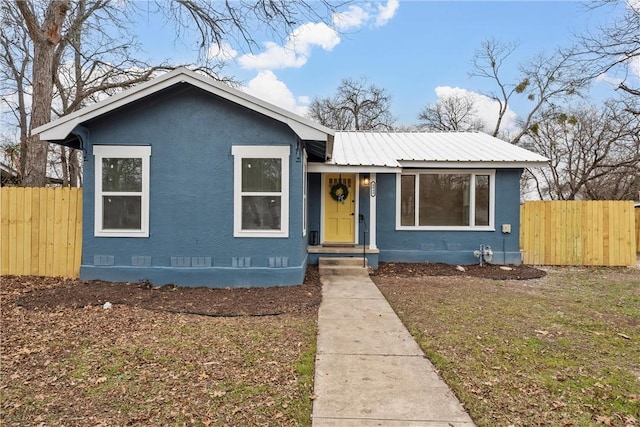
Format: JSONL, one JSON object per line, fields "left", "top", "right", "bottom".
{"left": 232, "top": 145, "right": 290, "bottom": 238}
{"left": 93, "top": 145, "right": 151, "bottom": 238}
{"left": 395, "top": 169, "right": 495, "bottom": 231}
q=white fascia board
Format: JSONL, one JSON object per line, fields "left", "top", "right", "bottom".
{"left": 33, "top": 67, "right": 332, "bottom": 142}
{"left": 307, "top": 163, "right": 398, "bottom": 173}
{"left": 287, "top": 120, "right": 332, "bottom": 141}
{"left": 38, "top": 118, "right": 81, "bottom": 140}
{"left": 398, "top": 160, "right": 549, "bottom": 169}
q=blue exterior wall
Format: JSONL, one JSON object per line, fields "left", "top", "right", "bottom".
{"left": 79, "top": 84, "right": 309, "bottom": 287}
{"left": 307, "top": 173, "right": 322, "bottom": 246}
{"left": 375, "top": 169, "right": 524, "bottom": 265}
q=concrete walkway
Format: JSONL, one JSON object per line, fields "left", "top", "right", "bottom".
{"left": 312, "top": 263, "right": 475, "bottom": 426}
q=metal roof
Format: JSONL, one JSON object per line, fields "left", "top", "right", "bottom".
{"left": 328, "top": 131, "right": 548, "bottom": 169}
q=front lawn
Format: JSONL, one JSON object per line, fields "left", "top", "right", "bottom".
{"left": 373, "top": 265, "right": 640, "bottom": 426}
{"left": 1, "top": 271, "right": 320, "bottom": 426}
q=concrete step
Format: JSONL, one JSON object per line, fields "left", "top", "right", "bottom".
{"left": 319, "top": 257, "right": 367, "bottom": 267}
{"left": 319, "top": 257, "right": 369, "bottom": 277}
{"left": 319, "top": 265, "right": 369, "bottom": 277}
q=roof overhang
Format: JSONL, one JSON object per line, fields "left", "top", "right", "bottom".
{"left": 308, "top": 160, "right": 548, "bottom": 173}
{"left": 398, "top": 160, "right": 549, "bottom": 169}
{"left": 308, "top": 163, "right": 400, "bottom": 173}
{"left": 33, "top": 68, "right": 333, "bottom": 146}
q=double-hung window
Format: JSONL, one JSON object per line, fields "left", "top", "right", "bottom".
{"left": 232, "top": 145, "right": 289, "bottom": 238}
{"left": 94, "top": 145, "right": 151, "bottom": 237}
{"left": 397, "top": 170, "right": 494, "bottom": 230}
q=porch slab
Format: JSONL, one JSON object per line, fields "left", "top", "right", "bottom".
{"left": 308, "top": 245, "right": 379, "bottom": 254}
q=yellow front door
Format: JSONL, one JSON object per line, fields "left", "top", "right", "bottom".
{"left": 324, "top": 173, "right": 355, "bottom": 243}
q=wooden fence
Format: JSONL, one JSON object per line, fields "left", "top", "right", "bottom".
{"left": 1, "top": 187, "right": 82, "bottom": 278}
{"left": 637, "top": 208, "right": 640, "bottom": 253}
{"left": 520, "top": 200, "right": 637, "bottom": 266}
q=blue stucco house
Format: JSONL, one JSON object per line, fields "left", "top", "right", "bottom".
{"left": 34, "top": 68, "right": 547, "bottom": 287}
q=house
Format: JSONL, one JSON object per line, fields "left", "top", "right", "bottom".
{"left": 33, "top": 68, "right": 548, "bottom": 287}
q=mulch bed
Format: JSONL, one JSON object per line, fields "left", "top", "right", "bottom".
{"left": 8, "top": 262, "right": 545, "bottom": 317}
{"left": 372, "top": 262, "right": 547, "bottom": 280}
{"left": 10, "top": 266, "right": 322, "bottom": 317}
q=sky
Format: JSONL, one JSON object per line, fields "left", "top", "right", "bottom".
{"left": 2, "top": 1, "right": 637, "bottom": 138}
{"left": 141, "top": 0, "right": 631, "bottom": 130}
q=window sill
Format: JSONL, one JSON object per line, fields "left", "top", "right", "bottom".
{"left": 234, "top": 230, "right": 289, "bottom": 238}
{"left": 95, "top": 230, "right": 149, "bottom": 238}
{"left": 396, "top": 226, "right": 495, "bottom": 232}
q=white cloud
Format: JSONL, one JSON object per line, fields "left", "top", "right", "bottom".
{"left": 207, "top": 42, "right": 238, "bottom": 61}
{"left": 597, "top": 72, "right": 622, "bottom": 86}
{"left": 333, "top": 5, "right": 370, "bottom": 31}
{"left": 239, "top": 1, "right": 399, "bottom": 71}
{"left": 238, "top": 22, "right": 340, "bottom": 70}
{"left": 234, "top": 2, "right": 401, "bottom": 121}
{"left": 375, "top": 0, "right": 400, "bottom": 27}
{"left": 242, "top": 70, "right": 309, "bottom": 116}
{"left": 434, "top": 86, "right": 519, "bottom": 132}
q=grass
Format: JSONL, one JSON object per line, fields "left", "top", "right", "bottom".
{"left": 374, "top": 266, "right": 640, "bottom": 426}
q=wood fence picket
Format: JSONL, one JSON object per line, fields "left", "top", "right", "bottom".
{"left": 520, "top": 200, "right": 636, "bottom": 266}
{"left": 1, "top": 187, "right": 82, "bottom": 278}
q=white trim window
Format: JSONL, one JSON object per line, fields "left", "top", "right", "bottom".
{"left": 232, "top": 145, "right": 289, "bottom": 238}
{"left": 93, "top": 145, "right": 151, "bottom": 237}
{"left": 397, "top": 170, "right": 495, "bottom": 231}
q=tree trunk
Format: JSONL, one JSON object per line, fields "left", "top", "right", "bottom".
{"left": 60, "top": 145, "right": 69, "bottom": 186}
{"left": 69, "top": 148, "right": 81, "bottom": 187}
{"left": 17, "top": 0, "right": 70, "bottom": 187}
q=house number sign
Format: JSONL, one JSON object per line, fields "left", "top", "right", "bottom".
{"left": 370, "top": 181, "right": 376, "bottom": 197}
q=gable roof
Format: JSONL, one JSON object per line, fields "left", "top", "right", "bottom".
{"left": 32, "top": 67, "right": 333, "bottom": 145}
{"left": 309, "top": 131, "right": 548, "bottom": 171}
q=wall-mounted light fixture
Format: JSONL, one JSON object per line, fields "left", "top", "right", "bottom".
{"left": 362, "top": 176, "right": 370, "bottom": 187}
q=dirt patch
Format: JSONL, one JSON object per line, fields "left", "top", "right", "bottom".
{"left": 12, "top": 266, "right": 322, "bottom": 316}
{"left": 372, "top": 262, "right": 547, "bottom": 280}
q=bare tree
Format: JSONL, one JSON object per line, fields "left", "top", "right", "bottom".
{"left": 308, "top": 97, "right": 353, "bottom": 131}
{"left": 578, "top": 2, "right": 640, "bottom": 110}
{"left": 469, "top": 39, "right": 526, "bottom": 137}
{"left": 4, "top": 0, "right": 340, "bottom": 187}
{"left": 0, "top": 3, "right": 32, "bottom": 181}
{"left": 521, "top": 100, "right": 640, "bottom": 200}
{"left": 308, "top": 77, "right": 395, "bottom": 130}
{"left": 13, "top": 0, "right": 71, "bottom": 187}
{"left": 418, "top": 92, "right": 485, "bottom": 132}
{"left": 471, "top": 38, "right": 590, "bottom": 144}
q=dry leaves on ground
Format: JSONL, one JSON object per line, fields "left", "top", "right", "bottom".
{"left": 1, "top": 268, "right": 322, "bottom": 426}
